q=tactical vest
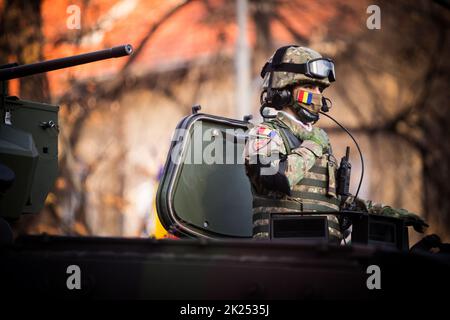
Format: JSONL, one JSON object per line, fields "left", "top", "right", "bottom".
{"left": 252, "top": 119, "right": 342, "bottom": 243}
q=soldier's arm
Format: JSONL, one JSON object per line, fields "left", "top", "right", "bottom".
{"left": 346, "top": 196, "right": 428, "bottom": 233}
{"left": 244, "top": 124, "right": 324, "bottom": 194}
{"left": 283, "top": 127, "right": 330, "bottom": 188}
{"left": 284, "top": 140, "right": 323, "bottom": 187}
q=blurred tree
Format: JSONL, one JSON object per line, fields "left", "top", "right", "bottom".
{"left": 0, "top": 0, "right": 49, "bottom": 101}
{"left": 327, "top": 0, "right": 450, "bottom": 237}
{"left": 1, "top": 0, "right": 448, "bottom": 240}
{"left": 49, "top": 0, "right": 204, "bottom": 235}
{"left": 0, "top": 0, "right": 56, "bottom": 234}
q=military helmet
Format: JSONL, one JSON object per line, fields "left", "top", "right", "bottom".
{"left": 261, "top": 46, "right": 333, "bottom": 90}
{"left": 259, "top": 45, "right": 335, "bottom": 123}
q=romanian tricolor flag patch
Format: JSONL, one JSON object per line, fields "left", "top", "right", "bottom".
{"left": 257, "top": 127, "right": 270, "bottom": 135}
{"left": 298, "top": 90, "right": 313, "bottom": 104}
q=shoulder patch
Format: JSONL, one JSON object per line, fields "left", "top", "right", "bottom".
{"left": 256, "top": 126, "right": 278, "bottom": 138}
{"left": 246, "top": 123, "right": 286, "bottom": 155}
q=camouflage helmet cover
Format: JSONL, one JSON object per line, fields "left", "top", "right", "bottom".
{"left": 262, "top": 46, "right": 331, "bottom": 89}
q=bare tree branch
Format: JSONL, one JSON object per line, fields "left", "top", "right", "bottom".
{"left": 121, "top": 0, "right": 195, "bottom": 73}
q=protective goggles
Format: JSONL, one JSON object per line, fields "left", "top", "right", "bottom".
{"left": 307, "top": 58, "right": 336, "bottom": 82}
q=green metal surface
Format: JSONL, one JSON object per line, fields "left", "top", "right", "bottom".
{"left": 157, "top": 115, "right": 253, "bottom": 238}
{"left": 0, "top": 123, "right": 38, "bottom": 219}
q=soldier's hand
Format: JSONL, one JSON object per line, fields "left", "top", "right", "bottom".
{"left": 292, "top": 126, "right": 313, "bottom": 141}
{"left": 306, "top": 127, "right": 330, "bottom": 152}
{"left": 380, "top": 207, "right": 429, "bottom": 233}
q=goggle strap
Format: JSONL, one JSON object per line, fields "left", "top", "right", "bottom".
{"left": 261, "top": 61, "right": 335, "bottom": 82}
{"left": 272, "top": 45, "right": 298, "bottom": 65}
{"left": 261, "top": 62, "right": 308, "bottom": 78}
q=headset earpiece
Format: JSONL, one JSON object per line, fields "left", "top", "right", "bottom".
{"left": 270, "top": 89, "right": 291, "bottom": 110}
{"left": 260, "top": 45, "right": 298, "bottom": 117}
{"left": 262, "top": 87, "right": 292, "bottom": 111}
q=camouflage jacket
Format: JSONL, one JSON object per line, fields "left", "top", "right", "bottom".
{"left": 244, "top": 111, "right": 428, "bottom": 236}
{"left": 244, "top": 111, "right": 333, "bottom": 197}
{"left": 244, "top": 111, "right": 343, "bottom": 240}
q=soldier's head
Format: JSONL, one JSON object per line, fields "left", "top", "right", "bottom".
{"left": 260, "top": 45, "right": 335, "bottom": 123}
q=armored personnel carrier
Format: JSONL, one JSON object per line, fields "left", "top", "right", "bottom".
{"left": 0, "top": 46, "right": 448, "bottom": 300}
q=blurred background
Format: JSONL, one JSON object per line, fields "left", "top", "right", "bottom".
{"left": 0, "top": 0, "right": 448, "bottom": 242}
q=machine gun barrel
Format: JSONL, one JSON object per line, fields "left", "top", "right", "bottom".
{"left": 0, "top": 44, "right": 133, "bottom": 81}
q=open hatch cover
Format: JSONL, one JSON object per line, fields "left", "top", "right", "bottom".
{"left": 156, "top": 112, "right": 253, "bottom": 239}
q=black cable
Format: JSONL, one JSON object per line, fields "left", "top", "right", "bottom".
{"left": 319, "top": 111, "right": 364, "bottom": 200}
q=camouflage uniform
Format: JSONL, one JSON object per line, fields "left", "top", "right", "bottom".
{"left": 244, "top": 111, "right": 343, "bottom": 242}
{"left": 245, "top": 45, "right": 427, "bottom": 242}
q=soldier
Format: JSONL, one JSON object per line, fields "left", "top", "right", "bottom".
{"left": 244, "top": 45, "right": 427, "bottom": 242}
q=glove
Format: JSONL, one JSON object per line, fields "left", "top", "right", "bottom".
{"left": 348, "top": 197, "right": 429, "bottom": 233}
{"left": 296, "top": 140, "right": 323, "bottom": 158}
{"left": 292, "top": 128, "right": 330, "bottom": 158}
{"left": 378, "top": 206, "right": 429, "bottom": 233}
{"left": 305, "top": 127, "right": 330, "bottom": 152}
